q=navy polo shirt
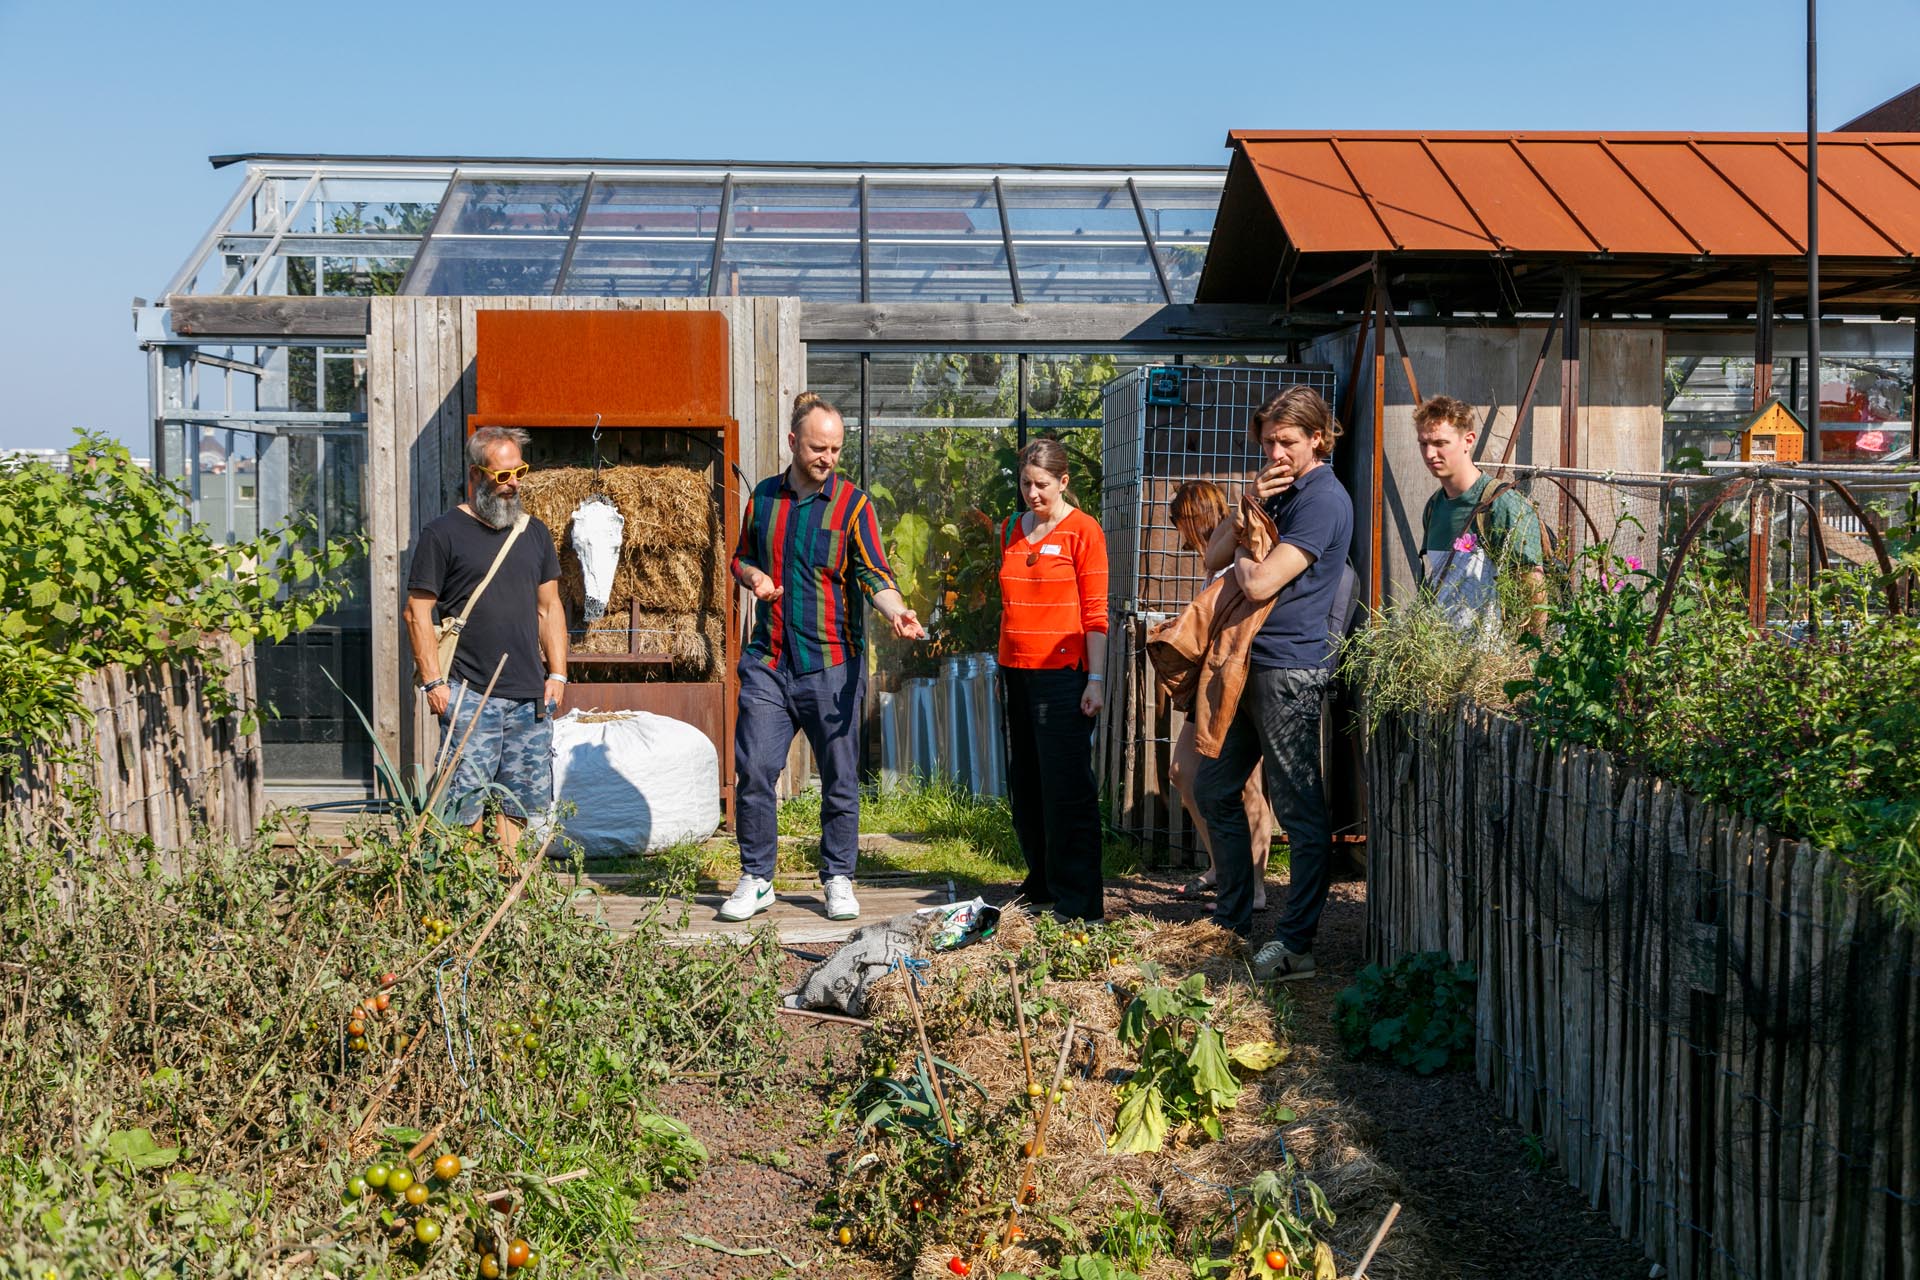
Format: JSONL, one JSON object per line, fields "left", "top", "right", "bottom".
{"left": 1249, "top": 462, "right": 1354, "bottom": 671}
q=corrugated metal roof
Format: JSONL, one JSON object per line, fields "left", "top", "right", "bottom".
{"left": 1227, "top": 130, "right": 1920, "bottom": 259}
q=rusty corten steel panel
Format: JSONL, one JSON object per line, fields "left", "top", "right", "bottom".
{"left": 1334, "top": 138, "right": 1495, "bottom": 252}
{"left": 1773, "top": 142, "right": 1918, "bottom": 255}
{"left": 1423, "top": 139, "right": 1599, "bottom": 253}
{"left": 473, "top": 309, "right": 731, "bottom": 428}
{"left": 1607, "top": 141, "right": 1800, "bottom": 256}
{"left": 1248, "top": 140, "right": 1394, "bottom": 253}
{"left": 1224, "top": 130, "right": 1920, "bottom": 260}
{"left": 1512, "top": 139, "right": 1698, "bottom": 255}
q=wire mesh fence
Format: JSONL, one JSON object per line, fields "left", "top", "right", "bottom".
{"left": 1480, "top": 461, "right": 1920, "bottom": 620}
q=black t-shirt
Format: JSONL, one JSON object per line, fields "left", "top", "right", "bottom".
{"left": 1249, "top": 463, "right": 1354, "bottom": 671}
{"left": 407, "top": 508, "right": 560, "bottom": 700}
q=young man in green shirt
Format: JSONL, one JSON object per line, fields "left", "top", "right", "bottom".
{"left": 1414, "top": 396, "right": 1546, "bottom": 628}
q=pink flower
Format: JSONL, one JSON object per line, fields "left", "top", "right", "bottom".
{"left": 1624, "top": 555, "right": 1644, "bottom": 573}
{"left": 1452, "top": 531, "right": 1477, "bottom": 554}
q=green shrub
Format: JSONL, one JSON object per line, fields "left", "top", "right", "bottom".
{"left": 1333, "top": 952, "right": 1477, "bottom": 1075}
{"left": 0, "top": 431, "right": 362, "bottom": 757}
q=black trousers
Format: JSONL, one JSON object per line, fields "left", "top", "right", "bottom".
{"left": 1192, "top": 666, "right": 1334, "bottom": 945}
{"left": 1000, "top": 667, "right": 1104, "bottom": 922}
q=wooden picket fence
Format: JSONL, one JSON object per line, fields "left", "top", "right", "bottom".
{"left": 3, "top": 638, "right": 264, "bottom": 847}
{"left": 1366, "top": 703, "right": 1919, "bottom": 1279}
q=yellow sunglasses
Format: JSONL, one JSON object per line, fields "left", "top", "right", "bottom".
{"left": 475, "top": 463, "right": 530, "bottom": 483}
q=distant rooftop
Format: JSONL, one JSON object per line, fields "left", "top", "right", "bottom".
{"left": 167, "top": 156, "right": 1227, "bottom": 306}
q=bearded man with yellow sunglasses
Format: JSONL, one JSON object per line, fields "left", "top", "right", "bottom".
{"left": 404, "top": 426, "right": 567, "bottom": 858}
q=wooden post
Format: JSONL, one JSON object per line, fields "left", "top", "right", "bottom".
{"left": 1558, "top": 268, "right": 1581, "bottom": 544}
{"left": 1750, "top": 270, "right": 1778, "bottom": 625}
{"left": 1370, "top": 266, "right": 1388, "bottom": 609}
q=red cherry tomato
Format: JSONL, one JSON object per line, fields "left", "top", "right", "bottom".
{"left": 1265, "top": 1249, "right": 1287, "bottom": 1271}
{"left": 947, "top": 1259, "right": 970, "bottom": 1277}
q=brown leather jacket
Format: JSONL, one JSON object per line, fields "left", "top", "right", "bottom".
{"left": 1145, "top": 496, "right": 1280, "bottom": 758}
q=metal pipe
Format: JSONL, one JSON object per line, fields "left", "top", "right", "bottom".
{"left": 993, "top": 176, "right": 1022, "bottom": 304}
{"left": 1017, "top": 354, "right": 1029, "bottom": 449}
{"left": 1807, "top": 0, "right": 1821, "bottom": 463}
{"left": 707, "top": 174, "right": 734, "bottom": 298}
{"left": 163, "top": 167, "right": 267, "bottom": 299}
{"left": 1126, "top": 177, "right": 1174, "bottom": 304}
{"left": 552, "top": 173, "right": 596, "bottom": 296}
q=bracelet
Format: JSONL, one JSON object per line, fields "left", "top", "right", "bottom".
{"left": 422, "top": 677, "right": 448, "bottom": 693}
{"left": 547, "top": 673, "right": 569, "bottom": 684}
{"left": 1086, "top": 673, "right": 1104, "bottom": 683}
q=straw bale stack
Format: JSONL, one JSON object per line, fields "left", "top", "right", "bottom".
{"left": 518, "top": 464, "right": 727, "bottom": 679}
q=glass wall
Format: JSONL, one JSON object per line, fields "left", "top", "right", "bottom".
{"left": 1664, "top": 354, "right": 1913, "bottom": 466}
{"left": 809, "top": 351, "right": 1144, "bottom": 676}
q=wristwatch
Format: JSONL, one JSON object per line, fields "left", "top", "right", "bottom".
{"left": 422, "top": 677, "right": 448, "bottom": 693}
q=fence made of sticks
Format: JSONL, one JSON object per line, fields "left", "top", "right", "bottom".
{"left": 3, "top": 637, "right": 264, "bottom": 848}
{"left": 1367, "top": 701, "right": 1918, "bottom": 1280}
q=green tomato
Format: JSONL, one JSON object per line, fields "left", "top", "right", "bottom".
{"left": 521, "top": 1032, "right": 541, "bottom": 1051}
{"left": 414, "top": 1217, "right": 441, "bottom": 1244}
{"left": 386, "top": 1167, "right": 415, "bottom": 1194}
{"left": 345, "top": 1175, "right": 369, "bottom": 1200}
{"left": 365, "top": 1163, "right": 391, "bottom": 1188}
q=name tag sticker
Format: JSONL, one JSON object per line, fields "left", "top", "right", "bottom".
{"left": 1040, "top": 544, "right": 1063, "bottom": 556}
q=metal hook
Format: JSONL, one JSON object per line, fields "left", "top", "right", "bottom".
{"left": 590, "top": 413, "right": 605, "bottom": 491}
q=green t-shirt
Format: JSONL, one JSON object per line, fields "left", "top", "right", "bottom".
{"left": 1421, "top": 473, "right": 1544, "bottom": 566}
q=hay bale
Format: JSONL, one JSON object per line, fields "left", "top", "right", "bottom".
{"left": 519, "top": 464, "right": 716, "bottom": 553}
{"left": 627, "top": 546, "right": 713, "bottom": 611}
{"left": 570, "top": 610, "right": 722, "bottom": 679}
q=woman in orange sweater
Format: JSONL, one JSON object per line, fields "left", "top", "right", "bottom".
{"left": 997, "top": 438, "right": 1109, "bottom": 923}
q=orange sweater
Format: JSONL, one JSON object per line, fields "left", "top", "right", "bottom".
{"left": 997, "top": 507, "right": 1109, "bottom": 669}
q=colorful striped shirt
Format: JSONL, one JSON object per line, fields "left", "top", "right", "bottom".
{"left": 997, "top": 507, "right": 1109, "bottom": 669}
{"left": 731, "top": 471, "right": 898, "bottom": 672}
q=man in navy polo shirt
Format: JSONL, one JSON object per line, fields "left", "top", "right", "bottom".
{"left": 1191, "top": 386, "right": 1353, "bottom": 980}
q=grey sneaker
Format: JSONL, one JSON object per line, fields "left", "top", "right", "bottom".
{"left": 1251, "top": 940, "right": 1316, "bottom": 982}
{"left": 823, "top": 875, "right": 860, "bottom": 921}
{"left": 717, "top": 875, "right": 775, "bottom": 922}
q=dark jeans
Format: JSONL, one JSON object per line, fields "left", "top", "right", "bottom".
{"left": 1001, "top": 667, "right": 1103, "bottom": 922}
{"left": 735, "top": 657, "right": 864, "bottom": 881}
{"left": 1191, "top": 666, "right": 1333, "bottom": 946}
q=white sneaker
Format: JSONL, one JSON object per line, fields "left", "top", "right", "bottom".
{"left": 717, "top": 875, "right": 775, "bottom": 922}
{"left": 823, "top": 875, "right": 860, "bottom": 921}
{"left": 1251, "top": 940, "right": 1316, "bottom": 982}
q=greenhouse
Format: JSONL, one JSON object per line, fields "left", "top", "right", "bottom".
{"left": 139, "top": 142, "right": 1920, "bottom": 792}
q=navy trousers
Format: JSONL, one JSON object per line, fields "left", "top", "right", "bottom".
{"left": 735, "top": 656, "right": 865, "bottom": 881}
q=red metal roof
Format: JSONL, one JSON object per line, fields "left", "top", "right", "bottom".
{"left": 1227, "top": 130, "right": 1920, "bottom": 259}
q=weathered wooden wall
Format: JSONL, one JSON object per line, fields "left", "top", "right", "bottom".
{"left": 1368, "top": 703, "right": 1918, "bottom": 1280}
{"left": 1308, "top": 325, "right": 1665, "bottom": 606}
{"left": 364, "top": 296, "right": 817, "bottom": 798}
{"left": 4, "top": 638, "right": 265, "bottom": 847}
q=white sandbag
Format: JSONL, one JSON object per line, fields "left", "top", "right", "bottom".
{"left": 569, "top": 495, "right": 625, "bottom": 621}
{"left": 549, "top": 709, "right": 720, "bottom": 855}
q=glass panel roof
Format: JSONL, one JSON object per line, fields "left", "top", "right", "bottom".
{"left": 166, "top": 160, "right": 1224, "bottom": 303}
{"left": 1014, "top": 243, "right": 1165, "bottom": 303}
{"left": 1000, "top": 183, "right": 1145, "bottom": 239}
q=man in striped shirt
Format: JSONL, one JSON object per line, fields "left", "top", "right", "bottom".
{"left": 719, "top": 391, "right": 927, "bottom": 924}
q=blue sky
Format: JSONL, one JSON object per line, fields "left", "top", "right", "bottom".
{"left": 3, "top": 0, "right": 1918, "bottom": 452}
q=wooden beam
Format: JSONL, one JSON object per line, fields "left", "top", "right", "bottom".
{"left": 168, "top": 295, "right": 371, "bottom": 339}
{"left": 798, "top": 302, "right": 1310, "bottom": 346}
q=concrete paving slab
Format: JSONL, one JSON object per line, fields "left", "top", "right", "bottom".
{"left": 571, "top": 882, "right": 958, "bottom": 944}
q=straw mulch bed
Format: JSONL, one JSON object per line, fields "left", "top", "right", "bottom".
{"left": 519, "top": 464, "right": 726, "bottom": 679}
{"left": 843, "top": 907, "right": 1429, "bottom": 1279}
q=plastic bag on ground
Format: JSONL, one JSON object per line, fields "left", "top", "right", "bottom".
{"left": 548, "top": 708, "right": 719, "bottom": 856}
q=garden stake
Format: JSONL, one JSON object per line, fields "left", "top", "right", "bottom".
{"left": 1352, "top": 1201, "right": 1401, "bottom": 1279}
{"left": 776, "top": 1006, "right": 871, "bottom": 1028}
{"left": 404, "top": 1120, "right": 448, "bottom": 1164}
{"left": 1007, "top": 961, "right": 1036, "bottom": 1095}
{"left": 899, "top": 968, "right": 955, "bottom": 1143}
{"left": 997, "top": 1015, "right": 1077, "bottom": 1253}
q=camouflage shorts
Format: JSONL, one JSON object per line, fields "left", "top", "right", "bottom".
{"left": 437, "top": 684, "right": 553, "bottom": 825}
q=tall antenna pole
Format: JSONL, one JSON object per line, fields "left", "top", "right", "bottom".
{"left": 1807, "top": 0, "right": 1821, "bottom": 461}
